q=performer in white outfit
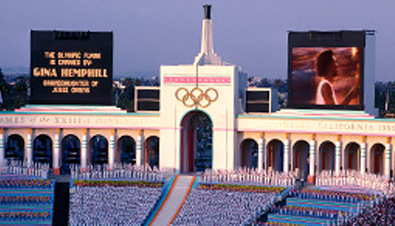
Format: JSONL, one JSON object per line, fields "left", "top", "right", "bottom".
{"left": 315, "top": 49, "right": 358, "bottom": 105}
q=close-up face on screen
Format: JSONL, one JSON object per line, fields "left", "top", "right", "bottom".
{"left": 290, "top": 47, "right": 361, "bottom": 107}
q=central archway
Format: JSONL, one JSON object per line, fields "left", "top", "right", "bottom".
{"left": 181, "top": 111, "right": 213, "bottom": 173}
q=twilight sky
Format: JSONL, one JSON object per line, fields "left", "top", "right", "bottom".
{"left": 0, "top": 0, "right": 394, "bottom": 81}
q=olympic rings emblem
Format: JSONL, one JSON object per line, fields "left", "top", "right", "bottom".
{"left": 175, "top": 87, "right": 219, "bottom": 108}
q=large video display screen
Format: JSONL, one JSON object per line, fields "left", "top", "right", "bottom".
{"left": 288, "top": 31, "right": 365, "bottom": 110}
{"left": 30, "top": 31, "right": 113, "bottom": 105}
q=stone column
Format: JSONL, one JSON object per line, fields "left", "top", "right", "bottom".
{"left": 258, "top": 132, "right": 264, "bottom": 171}
{"left": 81, "top": 129, "right": 88, "bottom": 170}
{"left": 136, "top": 129, "right": 143, "bottom": 166}
{"left": 385, "top": 137, "right": 391, "bottom": 180}
{"left": 108, "top": 129, "right": 116, "bottom": 169}
{"left": 360, "top": 136, "right": 367, "bottom": 174}
{"left": 283, "top": 135, "right": 290, "bottom": 172}
{"left": 308, "top": 137, "right": 316, "bottom": 183}
{"left": 26, "top": 129, "right": 33, "bottom": 167}
{"left": 0, "top": 128, "right": 4, "bottom": 167}
{"left": 53, "top": 129, "right": 60, "bottom": 175}
{"left": 335, "top": 140, "right": 342, "bottom": 175}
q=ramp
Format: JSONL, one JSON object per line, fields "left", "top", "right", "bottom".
{"left": 149, "top": 175, "right": 196, "bottom": 226}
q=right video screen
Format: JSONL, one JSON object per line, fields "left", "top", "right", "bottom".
{"left": 288, "top": 31, "right": 365, "bottom": 110}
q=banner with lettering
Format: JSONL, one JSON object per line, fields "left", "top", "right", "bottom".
{"left": 30, "top": 31, "right": 113, "bottom": 105}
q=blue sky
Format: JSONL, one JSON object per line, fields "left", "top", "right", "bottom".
{"left": 0, "top": 0, "right": 394, "bottom": 81}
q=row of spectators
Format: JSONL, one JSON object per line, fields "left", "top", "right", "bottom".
{"left": 69, "top": 186, "right": 162, "bottom": 226}
{"left": 0, "top": 162, "right": 54, "bottom": 224}
{"left": 271, "top": 205, "right": 347, "bottom": 220}
{"left": 200, "top": 168, "right": 295, "bottom": 187}
{"left": 316, "top": 170, "right": 394, "bottom": 195}
{"left": 172, "top": 188, "right": 276, "bottom": 226}
{"left": 70, "top": 163, "right": 164, "bottom": 182}
{"left": 254, "top": 222, "right": 305, "bottom": 226}
{"left": 341, "top": 196, "right": 395, "bottom": 226}
{"left": 288, "top": 188, "right": 376, "bottom": 203}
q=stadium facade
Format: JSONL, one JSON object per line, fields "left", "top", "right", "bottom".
{"left": 0, "top": 5, "right": 394, "bottom": 183}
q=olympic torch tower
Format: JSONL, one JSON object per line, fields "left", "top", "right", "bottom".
{"left": 159, "top": 5, "right": 247, "bottom": 173}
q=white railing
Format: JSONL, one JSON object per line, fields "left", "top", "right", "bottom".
{"left": 0, "top": 160, "right": 50, "bottom": 179}
{"left": 200, "top": 167, "right": 296, "bottom": 187}
{"left": 70, "top": 163, "right": 164, "bottom": 182}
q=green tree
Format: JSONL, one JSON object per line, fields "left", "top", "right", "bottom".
{"left": 117, "top": 77, "right": 136, "bottom": 112}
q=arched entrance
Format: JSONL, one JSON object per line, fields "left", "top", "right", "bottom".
{"left": 293, "top": 140, "right": 309, "bottom": 180}
{"left": 240, "top": 139, "right": 258, "bottom": 168}
{"left": 5, "top": 134, "right": 24, "bottom": 163}
{"left": 180, "top": 111, "right": 213, "bottom": 173}
{"left": 90, "top": 135, "right": 108, "bottom": 166}
{"left": 33, "top": 135, "right": 53, "bottom": 167}
{"left": 319, "top": 141, "right": 335, "bottom": 172}
{"left": 370, "top": 143, "right": 385, "bottom": 175}
{"left": 61, "top": 135, "right": 81, "bottom": 174}
{"left": 345, "top": 142, "right": 360, "bottom": 171}
{"left": 144, "top": 136, "right": 159, "bottom": 168}
{"left": 266, "top": 139, "right": 284, "bottom": 172}
{"left": 117, "top": 136, "right": 136, "bottom": 165}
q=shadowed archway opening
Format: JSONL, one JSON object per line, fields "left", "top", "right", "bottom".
{"left": 240, "top": 139, "right": 258, "bottom": 168}
{"left": 144, "top": 136, "right": 159, "bottom": 168}
{"left": 266, "top": 139, "right": 284, "bottom": 172}
{"left": 180, "top": 110, "right": 213, "bottom": 173}
{"left": 33, "top": 134, "right": 53, "bottom": 167}
{"left": 293, "top": 140, "right": 309, "bottom": 180}
{"left": 345, "top": 142, "right": 360, "bottom": 171}
{"left": 5, "top": 134, "right": 24, "bottom": 163}
{"left": 61, "top": 135, "right": 80, "bottom": 174}
{"left": 319, "top": 141, "right": 335, "bottom": 172}
{"left": 117, "top": 136, "right": 136, "bottom": 165}
{"left": 89, "top": 135, "right": 108, "bottom": 166}
{"left": 370, "top": 143, "right": 385, "bottom": 175}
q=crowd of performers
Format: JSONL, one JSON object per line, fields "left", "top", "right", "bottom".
{"left": 3, "top": 160, "right": 395, "bottom": 225}
{"left": 173, "top": 189, "right": 276, "bottom": 226}
{"left": 69, "top": 186, "right": 161, "bottom": 226}
{"left": 68, "top": 163, "right": 165, "bottom": 225}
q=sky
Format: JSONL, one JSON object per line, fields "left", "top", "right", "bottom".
{"left": 0, "top": 0, "right": 395, "bottom": 81}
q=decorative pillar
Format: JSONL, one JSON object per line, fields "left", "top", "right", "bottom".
{"left": 53, "top": 129, "right": 60, "bottom": 175}
{"left": 136, "top": 129, "right": 143, "bottom": 166}
{"left": 0, "top": 128, "right": 4, "bottom": 167}
{"left": 26, "top": 129, "right": 33, "bottom": 167}
{"left": 385, "top": 137, "right": 391, "bottom": 180}
{"left": 258, "top": 132, "right": 265, "bottom": 172}
{"left": 108, "top": 129, "right": 116, "bottom": 169}
{"left": 360, "top": 136, "right": 366, "bottom": 174}
{"left": 283, "top": 133, "right": 290, "bottom": 172}
{"left": 81, "top": 129, "right": 88, "bottom": 170}
{"left": 335, "top": 135, "right": 342, "bottom": 175}
{"left": 308, "top": 134, "right": 316, "bottom": 183}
